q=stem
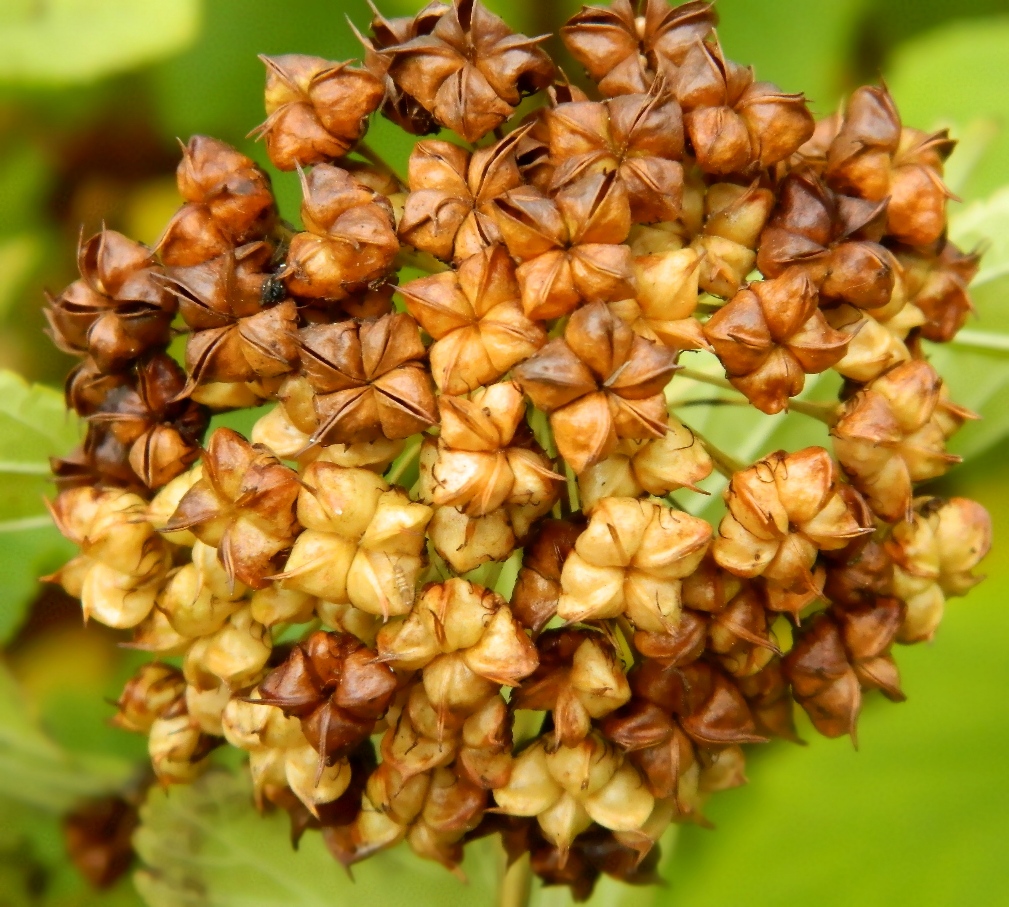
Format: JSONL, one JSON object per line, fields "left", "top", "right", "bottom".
{"left": 355, "top": 140, "right": 406, "bottom": 187}
{"left": 786, "top": 397, "right": 840, "bottom": 426}
{"left": 499, "top": 853, "right": 532, "bottom": 907}
{"left": 564, "top": 462, "right": 580, "bottom": 515}
{"left": 695, "top": 299, "right": 725, "bottom": 315}
{"left": 676, "top": 366, "right": 839, "bottom": 425}
{"left": 386, "top": 435, "right": 423, "bottom": 485}
{"left": 395, "top": 247, "right": 451, "bottom": 274}
{"left": 676, "top": 366, "right": 736, "bottom": 392}
{"left": 684, "top": 425, "right": 746, "bottom": 477}
{"left": 947, "top": 327, "right": 1009, "bottom": 353}
{"left": 615, "top": 616, "right": 638, "bottom": 668}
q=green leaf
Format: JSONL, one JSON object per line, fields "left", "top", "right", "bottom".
{"left": 133, "top": 769, "right": 499, "bottom": 907}
{"left": 0, "top": 370, "right": 81, "bottom": 640}
{"left": 0, "top": 370, "right": 82, "bottom": 514}
{"left": 0, "top": 0, "right": 202, "bottom": 85}
{"left": 886, "top": 18, "right": 1009, "bottom": 203}
{"left": 0, "top": 661, "right": 133, "bottom": 812}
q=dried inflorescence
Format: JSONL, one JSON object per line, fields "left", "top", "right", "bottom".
{"left": 43, "top": 0, "right": 991, "bottom": 899}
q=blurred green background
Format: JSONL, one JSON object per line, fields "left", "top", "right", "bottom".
{"left": 0, "top": 1, "right": 1007, "bottom": 905}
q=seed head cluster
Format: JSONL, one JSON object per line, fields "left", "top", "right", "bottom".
{"left": 43, "top": 0, "right": 991, "bottom": 897}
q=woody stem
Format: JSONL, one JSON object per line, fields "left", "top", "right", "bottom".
{"left": 355, "top": 140, "right": 407, "bottom": 187}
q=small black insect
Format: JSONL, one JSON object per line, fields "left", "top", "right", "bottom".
{"left": 261, "top": 274, "right": 286, "bottom": 306}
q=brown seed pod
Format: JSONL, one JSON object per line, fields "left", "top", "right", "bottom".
{"left": 158, "top": 136, "right": 276, "bottom": 267}
{"left": 255, "top": 55, "right": 384, "bottom": 171}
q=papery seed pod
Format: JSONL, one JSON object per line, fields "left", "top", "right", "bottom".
{"left": 493, "top": 732, "right": 655, "bottom": 858}
{"left": 783, "top": 613, "right": 861, "bottom": 741}
{"left": 712, "top": 447, "right": 869, "bottom": 616}
{"left": 757, "top": 169, "right": 895, "bottom": 310}
{"left": 255, "top": 55, "right": 384, "bottom": 171}
{"left": 676, "top": 39, "right": 813, "bottom": 175}
{"left": 424, "top": 382, "right": 562, "bottom": 516}
{"left": 561, "top": 0, "right": 717, "bottom": 98}
{"left": 609, "top": 247, "right": 706, "bottom": 350}
{"left": 399, "top": 130, "right": 526, "bottom": 262}
{"left": 285, "top": 164, "right": 399, "bottom": 299}
{"left": 148, "top": 701, "right": 218, "bottom": 785}
{"left": 378, "top": 579, "right": 537, "bottom": 696}
{"left": 511, "top": 518, "right": 584, "bottom": 635}
{"left": 298, "top": 312, "right": 437, "bottom": 446}
{"left": 830, "top": 596, "right": 905, "bottom": 701}
{"left": 831, "top": 361, "right": 970, "bottom": 523}
{"left": 546, "top": 87, "right": 685, "bottom": 224}
{"left": 45, "top": 229, "right": 176, "bottom": 372}
{"left": 895, "top": 240, "right": 979, "bottom": 343}
{"left": 111, "top": 662, "right": 186, "bottom": 734}
{"left": 736, "top": 658, "right": 799, "bottom": 742}
{"left": 513, "top": 628, "right": 631, "bottom": 746}
{"left": 258, "top": 630, "right": 398, "bottom": 765}
{"left": 165, "top": 428, "right": 300, "bottom": 589}
{"left": 825, "top": 303, "right": 911, "bottom": 384}
{"left": 185, "top": 606, "right": 273, "bottom": 689}
{"left": 279, "top": 462, "right": 430, "bottom": 618}
{"left": 158, "top": 136, "right": 276, "bottom": 267}
{"left": 490, "top": 175, "right": 634, "bottom": 320}
{"left": 400, "top": 244, "right": 547, "bottom": 394}
{"left": 558, "top": 497, "right": 712, "bottom": 632}
{"left": 164, "top": 243, "right": 299, "bottom": 397}
{"left": 352, "top": 2, "right": 448, "bottom": 136}
{"left": 706, "top": 584, "right": 780, "bottom": 677}
{"left": 382, "top": 0, "right": 555, "bottom": 143}
{"left": 825, "top": 85, "right": 954, "bottom": 246}
{"left": 690, "top": 182, "right": 775, "bottom": 299}
{"left": 514, "top": 301, "right": 677, "bottom": 474}
{"left": 887, "top": 496, "right": 991, "bottom": 643}
{"left": 704, "top": 268, "right": 850, "bottom": 414}
{"left": 579, "top": 415, "right": 711, "bottom": 512}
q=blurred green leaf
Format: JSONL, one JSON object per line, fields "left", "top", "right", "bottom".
{"left": 0, "top": 235, "right": 44, "bottom": 322}
{"left": 0, "top": 1, "right": 202, "bottom": 85}
{"left": 133, "top": 769, "right": 498, "bottom": 907}
{"left": 0, "top": 370, "right": 80, "bottom": 639}
{"left": 0, "top": 661, "right": 132, "bottom": 811}
{"left": 887, "top": 18, "right": 1009, "bottom": 203}
{"left": 0, "top": 370, "right": 80, "bottom": 524}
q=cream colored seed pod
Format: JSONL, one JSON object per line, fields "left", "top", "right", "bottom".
{"left": 186, "top": 607, "right": 271, "bottom": 689}
{"left": 493, "top": 734, "right": 654, "bottom": 853}
{"left": 158, "top": 563, "right": 244, "bottom": 637}
{"left": 558, "top": 498, "right": 712, "bottom": 633}
{"left": 148, "top": 713, "right": 211, "bottom": 786}
{"left": 147, "top": 466, "right": 204, "bottom": 546}
{"left": 826, "top": 305, "right": 910, "bottom": 384}
{"left": 284, "top": 742, "right": 352, "bottom": 815}
{"left": 185, "top": 682, "right": 231, "bottom": 736}
{"left": 579, "top": 416, "right": 712, "bottom": 512}
{"left": 249, "top": 584, "right": 316, "bottom": 626}
{"left": 81, "top": 560, "right": 166, "bottom": 629}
